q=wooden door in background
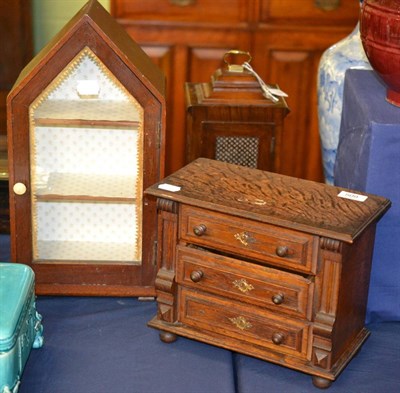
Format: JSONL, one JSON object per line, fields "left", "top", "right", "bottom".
{"left": 0, "top": 0, "right": 33, "bottom": 233}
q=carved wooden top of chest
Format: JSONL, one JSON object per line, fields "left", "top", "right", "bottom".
{"left": 145, "top": 158, "right": 391, "bottom": 243}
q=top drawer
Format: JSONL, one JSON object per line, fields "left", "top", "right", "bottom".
{"left": 112, "top": 0, "right": 249, "bottom": 24}
{"left": 180, "top": 205, "right": 317, "bottom": 274}
{"left": 260, "top": 0, "right": 359, "bottom": 25}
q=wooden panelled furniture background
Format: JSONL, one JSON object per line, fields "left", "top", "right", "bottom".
{"left": 111, "top": 0, "right": 359, "bottom": 181}
{"left": 0, "top": 0, "right": 33, "bottom": 233}
{"left": 0, "top": 1, "right": 360, "bottom": 232}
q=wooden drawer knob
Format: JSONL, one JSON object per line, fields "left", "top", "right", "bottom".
{"left": 275, "top": 245, "right": 289, "bottom": 257}
{"left": 193, "top": 224, "right": 207, "bottom": 236}
{"left": 272, "top": 332, "right": 285, "bottom": 345}
{"left": 272, "top": 293, "right": 285, "bottom": 305}
{"left": 190, "top": 270, "right": 204, "bottom": 283}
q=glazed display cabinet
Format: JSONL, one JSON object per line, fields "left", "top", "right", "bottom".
{"left": 7, "top": 0, "right": 166, "bottom": 296}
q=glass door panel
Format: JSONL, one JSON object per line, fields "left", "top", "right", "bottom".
{"left": 29, "top": 47, "right": 143, "bottom": 264}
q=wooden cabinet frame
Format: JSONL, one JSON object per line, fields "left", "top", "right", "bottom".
{"left": 7, "top": 0, "right": 166, "bottom": 296}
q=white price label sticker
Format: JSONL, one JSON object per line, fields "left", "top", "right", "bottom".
{"left": 338, "top": 191, "right": 368, "bottom": 202}
{"left": 158, "top": 183, "right": 181, "bottom": 192}
{"left": 77, "top": 80, "right": 100, "bottom": 96}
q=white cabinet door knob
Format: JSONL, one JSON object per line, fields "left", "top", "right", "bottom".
{"left": 13, "top": 182, "right": 27, "bottom": 195}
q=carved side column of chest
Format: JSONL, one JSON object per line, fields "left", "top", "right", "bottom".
{"left": 144, "top": 158, "right": 390, "bottom": 389}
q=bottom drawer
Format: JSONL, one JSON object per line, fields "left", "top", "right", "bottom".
{"left": 179, "top": 288, "right": 310, "bottom": 359}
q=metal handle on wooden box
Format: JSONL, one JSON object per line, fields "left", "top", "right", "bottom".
{"left": 314, "top": 0, "right": 340, "bottom": 11}
{"left": 169, "top": 0, "right": 196, "bottom": 6}
{"left": 223, "top": 50, "right": 252, "bottom": 72}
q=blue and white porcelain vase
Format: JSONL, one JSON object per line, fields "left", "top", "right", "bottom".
{"left": 317, "top": 0, "right": 371, "bottom": 184}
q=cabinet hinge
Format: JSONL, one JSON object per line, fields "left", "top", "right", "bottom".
{"left": 157, "top": 122, "right": 161, "bottom": 149}
{"left": 270, "top": 136, "right": 276, "bottom": 155}
{"left": 152, "top": 240, "right": 158, "bottom": 266}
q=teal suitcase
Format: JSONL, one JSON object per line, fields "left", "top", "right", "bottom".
{"left": 0, "top": 263, "right": 44, "bottom": 393}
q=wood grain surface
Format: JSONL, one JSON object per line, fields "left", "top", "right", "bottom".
{"left": 145, "top": 158, "right": 391, "bottom": 242}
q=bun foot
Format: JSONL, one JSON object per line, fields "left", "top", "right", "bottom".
{"left": 312, "top": 376, "right": 332, "bottom": 389}
{"left": 159, "top": 331, "right": 177, "bottom": 343}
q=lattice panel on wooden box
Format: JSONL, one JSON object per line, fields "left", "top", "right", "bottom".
{"left": 215, "top": 136, "right": 259, "bottom": 168}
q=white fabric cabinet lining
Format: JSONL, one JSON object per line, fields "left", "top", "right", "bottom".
{"left": 29, "top": 47, "right": 144, "bottom": 264}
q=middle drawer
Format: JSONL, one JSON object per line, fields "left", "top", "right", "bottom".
{"left": 176, "top": 245, "right": 314, "bottom": 320}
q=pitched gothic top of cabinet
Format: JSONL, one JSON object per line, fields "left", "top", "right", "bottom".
{"left": 7, "top": 0, "right": 166, "bottom": 296}
{"left": 12, "top": 0, "right": 165, "bottom": 102}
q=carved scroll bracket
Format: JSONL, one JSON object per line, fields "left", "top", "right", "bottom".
{"left": 312, "top": 320, "right": 334, "bottom": 370}
{"left": 157, "top": 198, "right": 178, "bottom": 213}
{"left": 320, "top": 237, "right": 342, "bottom": 253}
{"left": 155, "top": 268, "right": 176, "bottom": 323}
{"left": 155, "top": 198, "right": 179, "bottom": 323}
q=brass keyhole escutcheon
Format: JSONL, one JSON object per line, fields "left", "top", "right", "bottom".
{"left": 234, "top": 231, "right": 255, "bottom": 246}
{"left": 13, "top": 182, "right": 27, "bottom": 195}
{"left": 233, "top": 278, "right": 254, "bottom": 293}
{"left": 229, "top": 316, "right": 253, "bottom": 331}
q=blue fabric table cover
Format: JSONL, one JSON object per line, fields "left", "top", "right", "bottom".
{"left": 1, "top": 233, "right": 400, "bottom": 392}
{"left": 335, "top": 69, "right": 400, "bottom": 323}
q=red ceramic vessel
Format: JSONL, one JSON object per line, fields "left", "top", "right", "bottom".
{"left": 360, "top": 0, "right": 400, "bottom": 106}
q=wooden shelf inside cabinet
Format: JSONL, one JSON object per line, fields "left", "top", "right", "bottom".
{"left": 33, "top": 99, "right": 141, "bottom": 128}
{"left": 34, "top": 172, "right": 138, "bottom": 202}
{"left": 36, "top": 240, "right": 139, "bottom": 263}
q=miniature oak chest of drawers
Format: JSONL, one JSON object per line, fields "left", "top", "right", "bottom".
{"left": 144, "top": 158, "right": 390, "bottom": 388}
